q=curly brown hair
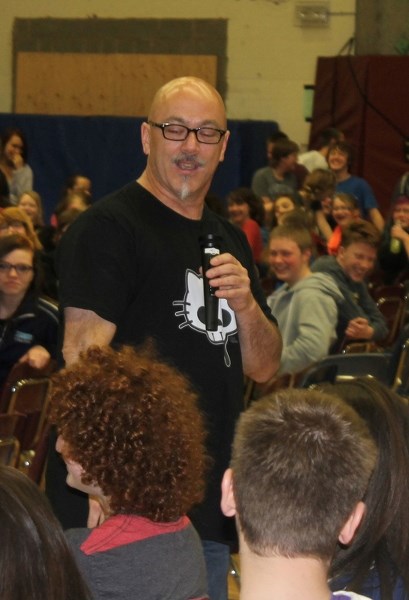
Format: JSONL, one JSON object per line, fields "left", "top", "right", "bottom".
{"left": 50, "top": 344, "right": 208, "bottom": 521}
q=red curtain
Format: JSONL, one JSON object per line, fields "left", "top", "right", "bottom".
{"left": 310, "top": 56, "right": 409, "bottom": 216}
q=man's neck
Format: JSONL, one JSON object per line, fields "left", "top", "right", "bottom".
{"left": 239, "top": 547, "right": 331, "bottom": 600}
{"left": 137, "top": 170, "right": 205, "bottom": 220}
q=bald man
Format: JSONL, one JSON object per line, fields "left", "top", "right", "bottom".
{"left": 50, "top": 77, "right": 281, "bottom": 600}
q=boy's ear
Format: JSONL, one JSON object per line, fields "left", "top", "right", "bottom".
{"left": 221, "top": 468, "right": 237, "bottom": 517}
{"left": 337, "top": 245, "right": 345, "bottom": 259}
{"left": 338, "top": 501, "right": 366, "bottom": 545}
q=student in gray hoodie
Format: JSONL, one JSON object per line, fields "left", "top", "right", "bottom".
{"left": 267, "top": 224, "right": 344, "bottom": 376}
{"left": 311, "top": 220, "right": 388, "bottom": 351}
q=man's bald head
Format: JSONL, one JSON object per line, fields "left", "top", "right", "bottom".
{"left": 148, "top": 77, "right": 227, "bottom": 128}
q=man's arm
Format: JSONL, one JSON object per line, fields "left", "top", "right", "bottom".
{"left": 206, "top": 253, "right": 282, "bottom": 382}
{"left": 63, "top": 307, "right": 117, "bottom": 366}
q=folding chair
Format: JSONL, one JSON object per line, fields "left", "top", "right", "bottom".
{"left": 0, "top": 413, "right": 21, "bottom": 467}
{"left": 296, "top": 353, "right": 393, "bottom": 389}
{"left": 376, "top": 296, "right": 407, "bottom": 348}
{"left": 0, "top": 360, "right": 56, "bottom": 413}
{"left": 7, "top": 378, "right": 52, "bottom": 452}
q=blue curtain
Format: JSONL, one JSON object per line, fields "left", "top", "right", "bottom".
{"left": 0, "top": 114, "right": 278, "bottom": 221}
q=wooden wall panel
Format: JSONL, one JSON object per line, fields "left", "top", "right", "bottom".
{"left": 15, "top": 52, "right": 217, "bottom": 116}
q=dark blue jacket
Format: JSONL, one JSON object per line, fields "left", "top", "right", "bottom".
{"left": 0, "top": 291, "right": 59, "bottom": 388}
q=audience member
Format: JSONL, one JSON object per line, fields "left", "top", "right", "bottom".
{"left": 0, "top": 466, "right": 91, "bottom": 600}
{"left": 273, "top": 193, "right": 297, "bottom": 226}
{"left": 62, "top": 174, "right": 92, "bottom": 199}
{"left": 318, "top": 379, "right": 409, "bottom": 600}
{"left": 0, "top": 127, "right": 33, "bottom": 204}
{"left": 53, "top": 190, "right": 92, "bottom": 226}
{"left": 328, "top": 141, "right": 384, "bottom": 232}
{"left": 312, "top": 220, "right": 388, "bottom": 350}
{"left": 221, "top": 388, "right": 377, "bottom": 600}
{"left": 378, "top": 195, "right": 409, "bottom": 283}
{"left": 17, "top": 190, "right": 44, "bottom": 228}
{"left": 252, "top": 138, "right": 301, "bottom": 202}
{"left": 265, "top": 131, "right": 308, "bottom": 189}
{"left": 17, "top": 190, "right": 56, "bottom": 253}
{"left": 328, "top": 193, "right": 360, "bottom": 255}
{"left": 0, "top": 234, "right": 58, "bottom": 389}
{"left": 301, "top": 168, "right": 337, "bottom": 254}
{"left": 47, "top": 76, "right": 281, "bottom": 600}
{"left": 0, "top": 206, "right": 43, "bottom": 250}
{"left": 51, "top": 344, "right": 209, "bottom": 600}
{"left": 51, "top": 176, "right": 93, "bottom": 227}
{"left": 299, "top": 127, "right": 344, "bottom": 172}
{"left": 266, "top": 225, "right": 342, "bottom": 376}
{"left": 227, "top": 188, "right": 265, "bottom": 263}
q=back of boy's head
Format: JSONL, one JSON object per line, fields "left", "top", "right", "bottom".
{"left": 340, "top": 219, "right": 380, "bottom": 249}
{"left": 230, "top": 388, "right": 376, "bottom": 559}
{"left": 269, "top": 224, "right": 313, "bottom": 253}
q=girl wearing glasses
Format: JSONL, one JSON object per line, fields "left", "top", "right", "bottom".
{"left": 0, "top": 234, "right": 58, "bottom": 390}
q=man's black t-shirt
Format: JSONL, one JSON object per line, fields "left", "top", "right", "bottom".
{"left": 57, "top": 181, "right": 275, "bottom": 542}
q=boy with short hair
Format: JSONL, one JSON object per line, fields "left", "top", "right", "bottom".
{"left": 311, "top": 219, "right": 388, "bottom": 350}
{"left": 221, "top": 388, "right": 377, "bottom": 600}
{"left": 267, "top": 224, "right": 344, "bottom": 375}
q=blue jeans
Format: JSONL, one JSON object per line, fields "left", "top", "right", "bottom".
{"left": 201, "top": 540, "right": 230, "bottom": 600}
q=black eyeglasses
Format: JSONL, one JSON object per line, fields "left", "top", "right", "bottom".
{"left": 148, "top": 121, "right": 226, "bottom": 145}
{"left": 0, "top": 261, "right": 33, "bottom": 275}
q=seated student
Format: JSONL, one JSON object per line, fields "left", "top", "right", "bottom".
{"left": 0, "top": 234, "right": 58, "bottom": 389}
{"left": 17, "top": 190, "right": 56, "bottom": 253}
{"left": 273, "top": 193, "right": 298, "bottom": 226}
{"left": 328, "top": 141, "right": 384, "bottom": 233}
{"left": 301, "top": 168, "right": 337, "bottom": 252}
{"left": 266, "top": 224, "right": 343, "bottom": 376}
{"left": 378, "top": 195, "right": 409, "bottom": 283}
{"left": 0, "top": 466, "right": 91, "bottom": 600}
{"left": 51, "top": 344, "right": 209, "bottom": 600}
{"left": 299, "top": 127, "right": 344, "bottom": 172}
{"left": 252, "top": 138, "right": 301, "bottom": 203}
{"left": 0, "top": 206, "right": 43, "bottom": 250}
{"left": 327, "top": 193, "right": 360, "bottom": 256}
{"left": 318, "top": 378, "right": 409, "bottom": 600}
{"left": 0, "top": 127, "right": 33, "bottom": 205}
{"left": 227, "top": 188, "right": 265, "bottom": 263}
{"left": 221, "top": 388, "right": 377, "bottom": 600}
{"left": 311, "top": 220, "right": 388, "bottom": 351}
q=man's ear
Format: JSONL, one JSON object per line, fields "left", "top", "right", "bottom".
{"left": 338, "top": 501, "right": 366, "bottom": 545}
{"left": 141, "top": 122, "right": 151, "bottom": 156}
{"left": 221, "top": 468, "right": 236, "bottom": 517}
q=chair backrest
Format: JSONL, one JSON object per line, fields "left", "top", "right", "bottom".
{"left": 371, "top": 283, "right": 407, "bottom": 302}
{"left": 0, "top": 413, "right": 21, "bottom": 467}
{"left": 0, "top": 360, "right": 56, "bottom": 413}
{"left": 0, "top": 437, "right": 20, "bottom": 467}
{"left": 7, "top": 378, "right": 52, "bottom": 452}
{"left": 392, "top": 335, "right": 409, "bottom": 396}
{"left": 376, "top": 296, "right": 407, "bottom": 347}
{"left": 296, "top": 352, "right": 392, "bottom": 389}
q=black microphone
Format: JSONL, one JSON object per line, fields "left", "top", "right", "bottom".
{"left": 200, "top": 233, "right": 221, "bottom": 331}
